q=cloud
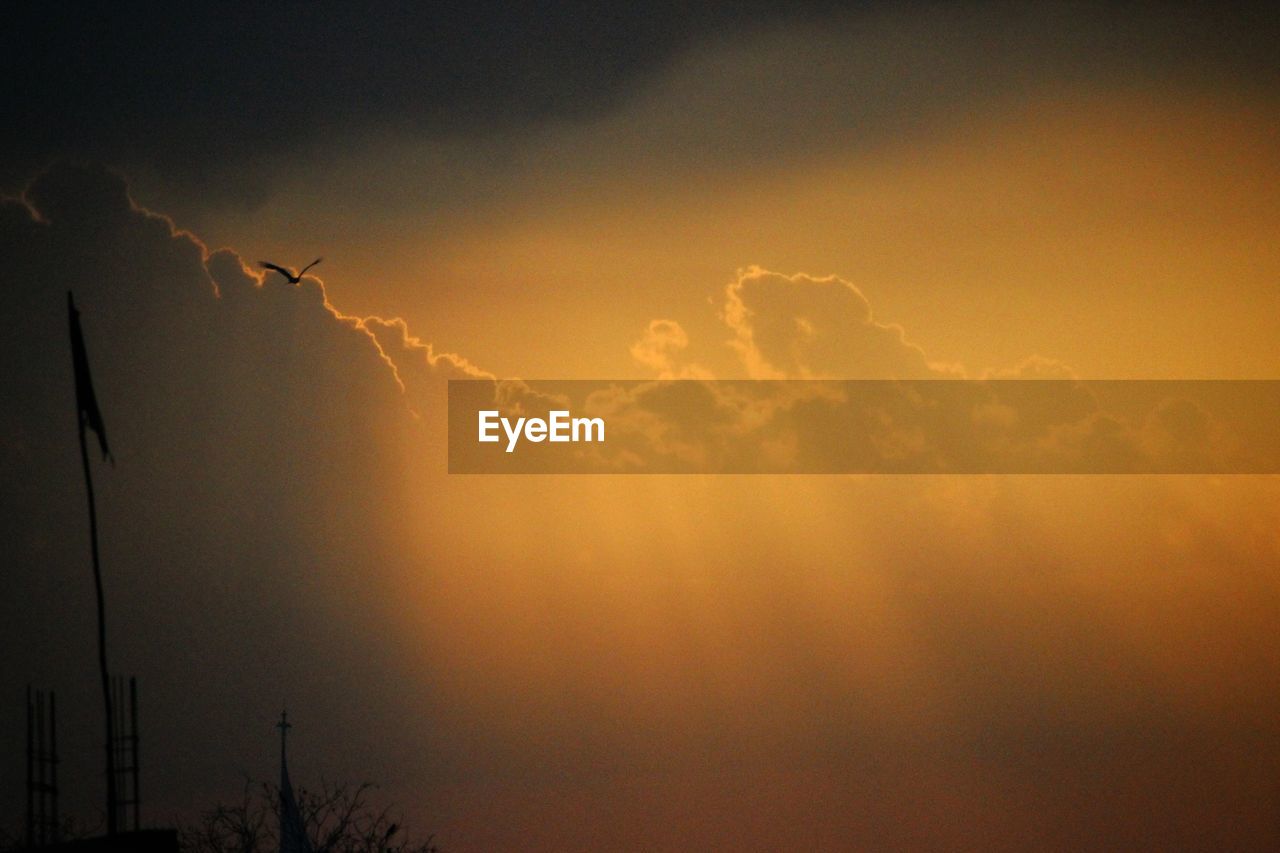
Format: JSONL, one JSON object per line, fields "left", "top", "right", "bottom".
{"left": 0, "top": 162, "right": 424, "bottom": 823}
{"left": 586, "top": 267, "right": 1261, "bottom": 474}
{"left": 628, "top": 319, "right": 711, "bottom": 378}
{"left": 0, "top": 4, "right": 847, "bottom": 201}
{"left": 8, "top": 3, "right": 1279, "bottom": 215}
{"left": 722, "top": 266, "right": 941, "bottom": 379}
{"left": 454, "top": 376, "right": 1263, "bottom": 474}
{"left": 4, "top": 164, "right": 1279, "bottom": 851}
{"left": 982, "top": 355, "right": 1081, "bottom": 380}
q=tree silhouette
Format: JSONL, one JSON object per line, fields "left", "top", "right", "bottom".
{"left": 179, "top": 779, "right": 438, "bottom": 853}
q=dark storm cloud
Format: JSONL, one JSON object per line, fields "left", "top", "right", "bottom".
{"left": 6, "top": 2, "right": 1279, "bottom": 207}
{"left": 0, "top": 162, "right": 420, "bottom": 824}
{"left": 0, "top": 1, "right": 849, "bottom": 201}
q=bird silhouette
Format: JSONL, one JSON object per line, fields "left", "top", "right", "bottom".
{"left": 259, "top": 257, "right": 322, "bottom": 283}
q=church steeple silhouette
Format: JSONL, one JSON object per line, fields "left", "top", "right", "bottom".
{"left": 277, "top": 711, "right": 312, "bottom": 853}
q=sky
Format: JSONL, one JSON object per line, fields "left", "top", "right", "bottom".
{"left": 3, "top": 2, "right": 1280, "bottom": 850}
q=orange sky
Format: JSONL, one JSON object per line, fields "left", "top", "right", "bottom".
{"left": 129, "top": 29, "right": 1280, "bottom": 850}
{"left": 178, "top": 86, "right": 1280, "bottom": 383}
{"left": 5, "top": 6, "right": 1280, "bottom": 851}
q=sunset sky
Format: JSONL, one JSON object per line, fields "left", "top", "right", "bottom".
{"left": 3, "top": 3, "right": 1280, "bottom": 850}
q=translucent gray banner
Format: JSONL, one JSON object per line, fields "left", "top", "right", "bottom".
{"left": 448, "top": 380, "right": 1280, "bottom": 474}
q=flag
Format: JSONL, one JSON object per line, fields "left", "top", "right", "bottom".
{"left": 68, "top": 292, "right": 111, "bottom": 462}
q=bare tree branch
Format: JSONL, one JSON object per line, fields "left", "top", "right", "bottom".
{"left": 179, "top": 778, "right": 437, "bottom": 853}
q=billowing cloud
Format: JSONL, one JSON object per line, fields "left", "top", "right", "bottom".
{"left": 627, "top": 318, "right": 714, "bottom": 380}
{"left": 449, "top": 377, "right": 1268, "bottom": 474}
{"left": 4, "top": 164, "right": 1280, "bottom": 852}
{"left": 721, "top": 266, "right": 946, "bottom": 379}
{"left": 0, "top": 4, "right": 849, "bottom": 203}
{"left": 592, "top": 264, "right": 1266, "bottom": 474}
{"left": 8, "top": 3, "right": 1278, "bottom": 215}
{"left": 0, "top": 163, "right": 423, "bottom": 825}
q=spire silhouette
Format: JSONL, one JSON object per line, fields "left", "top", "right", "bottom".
{"left": 278, "top": 711, "right": 312, "bottom": 853}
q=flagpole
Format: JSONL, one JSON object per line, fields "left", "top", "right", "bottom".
{"left": 79, "top": 398, "right": 118, "bottom": 836}
{"left": 71, "top": 293, "right": 117, "bottom": 835}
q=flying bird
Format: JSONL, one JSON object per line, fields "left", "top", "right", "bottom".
{"left": 259, "top": 257, "right": 322, "bottom": 283}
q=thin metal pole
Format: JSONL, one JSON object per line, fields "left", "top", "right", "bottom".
{"left": 50, "top": 691, "right": 59, "bottom": 842}
{"left": 37, "top": 691, "right": 45, "bottom": 846}
{"left": 112, "top": 676, "right": 119, "bottom": 828}
{"left": 26, "top": 686, "right": 33, "bottom": 848}
{"left": 130, "top": 677, "right": 140, "bottom": 830}
{"left": 79, "top": 418, "right": 117, "bottom": 836}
